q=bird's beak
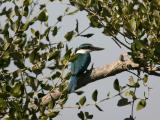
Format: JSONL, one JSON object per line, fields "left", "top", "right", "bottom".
{"left": 92, "top": 46, "right": 104, "bottom": 51}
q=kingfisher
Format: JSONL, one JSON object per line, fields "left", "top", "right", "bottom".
{"left": 68, "top": 43, "right": 104, "bottom": 93}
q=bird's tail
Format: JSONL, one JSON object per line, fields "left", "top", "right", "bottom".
{"left": 68, "top": 76, "right": 78, "bottom": 93}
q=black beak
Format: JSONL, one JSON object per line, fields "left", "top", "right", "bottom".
{"left": 92, "top": 46, "right": 104, "bottom": 51}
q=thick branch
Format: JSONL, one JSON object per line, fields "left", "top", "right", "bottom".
{"left": 41, "top": 89, "right": 61, "bottom": 105}
{"left": 41, "top": 59, "right": 139, "bottom": 105}
{"left": 77, "top": 59, "right": 139, "bottom": 89}
{"left": 41, "top": 58, "right": 160, "bottom": 105}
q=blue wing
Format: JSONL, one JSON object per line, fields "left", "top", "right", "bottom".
{"left": 68, "top": 76, "right": 78, "bottom": 93}
{"left": 69, "top": 53, "right": 91, "bottom": 93}
{"left": 71, "top": 53, "right": 91, "bottom": 75}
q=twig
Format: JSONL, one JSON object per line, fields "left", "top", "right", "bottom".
{"left": 54, "top": 87, "right": 130, "bottom": 110}
{"left": 112, "top": 36, "right": 131, "bottom": 50}
{"left": 76, "top": 25, "right": 91, "bottom": 37}
{"left": 131, "top": 88, "right": 136, "bottom": 118}
{"left": 84, "top": 8, "right": 131, "bottom": 50}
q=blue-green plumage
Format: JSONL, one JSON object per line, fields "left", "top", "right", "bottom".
{"left": 68, "top": 43, "right": 104, "bottom": 93}
{"left": 69, "top": 53, "right": 91, "bottom": 93}
{"left": 71, "top": 53, "right": 91, "bottom": 75}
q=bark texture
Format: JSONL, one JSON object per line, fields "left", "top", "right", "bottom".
{"left": 41, "top": 59, "right": 140, "bottom": 105}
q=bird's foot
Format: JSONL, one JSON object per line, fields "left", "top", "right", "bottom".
{"left": 90, "top": 63, "right": 94, "bottom": 70}
{"left": 86, "top": 63, "right": 94, "bottom": 74}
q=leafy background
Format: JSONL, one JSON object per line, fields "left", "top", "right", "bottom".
{"left": 0, "top": 0, "right": 160, "bottom": 120}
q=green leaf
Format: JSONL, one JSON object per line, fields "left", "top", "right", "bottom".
{"left": 113, "top": 79, "right": 120, "bottom": 92}
{"left": 85, "top": 112, "right": 93, "bottom": 119}
{"left": 86, "top": 0, "right": 91, "bottom": 7}
{"left": 47, "top": 111, "right": 59, "bottom": 118}
{"left": 57, "top": 42, "right": 64, "bottom": 49}
{"left": 102, "top": 7, "right": 111, "bottom": 17}
{"left": 41, "top": 83, "right": 53, "bottom": 91}
{"left": 52, "top": 26, "right": 58, "bottom": 36}
{"left": 0, "top": 98, "right": 7, "bottom": 111}
{"left": 75, "top": 19, "right": 79, "bottom": 33}
{"left": 0, "top": 92, "right": 10, "bottom": 98}
{"left": 69, "top": 54, "right": 78, "bottom": 62}
{"left": 2, "top": 51, "right": 10, "bottom": 59}
{"left": 154, "top": 43, "right": 160, "bottom": 57}
{"left": 64, "top": 48, "right": 72, "bottom": 60}
{"left": 14, "top": 60, "right": 25, "bottom": 69}
{"left": 0, "top": 58, "right": 10, "bottom": 68}
{"left": 26, "top": 76, "right": 37, "bottom": 91}
{"left": 24, "top": 0, "right": 33, "bottom": 6}
{"left": 14, "top": 5, "right": 21, "bottom": 16}
{"left": 92, "top": 89, "right": 98, "bottom": 102}
{"left": 64, "top": 31, "right": 75, "bottom": 41}
{"left": 10, "top": 21, "right": 17, "bottom": 32}
{"left": 35, "top": 31, "right": 40, "bottom": 38}
{"left": 79, "top": 96, "right": 86, "bottom": 106}
{"left": 128, "top": 76, "right": 140, "bottom": 88}
{"left": 78, "top": 111, "right": 84, "bottom": 120}
{"left": 38, "top": 9, "right": 48, "bottom": 22}
{"left": 134, "top": 40, "right": 145, "bottom": 50}
{"left": 40, "top": 4, "right": 46, "bottom": 10}
{"left": 13, "top": 38, "right": 22, "bottom": 44}
{"left": 80, "top": 33, "right": 94, "bottom": 38}
{"left": 136, "top": 99, "right": 146, "bottom": 111}
{"left": 29, "top": 49, "right": 38, "bottom": 64}
{"left": 12, "top": 82, "right": 24, "bottom": 97}
{"left": 143, "top": 74, "right": 148, "bottom": 84}
{"left": 48, "top": 50, "right": 60, "bottom": 61}
{"left": 24, "top": 6, "right": 29, "bottom": 17}
{"left": 125, "top": 90, "right": 136, "bottom": 100}
{"left": 47, "top": 66, "right": 56, "bottom": 70}
{"left": 40, "top": 116, "right": 48, "bottom": 120}
{"left": 43, "top": 27, "right": 51, "bottom": 41}
{"left": 88, "top": 15, "right": 102, "bottom": 28}
{"left": 32, "top": 62, "right": 45, "bottom": 75}
{"left": 95, "top": 104, "right": 103, "bottom": 111}
{"left": 2, "top": 23, "right": 9, "bottom": 36}
{"left": 129, "top": 18, "right": 136, "bottom": 32}
{"left": 64, "top": 72, "right": 71, "bottom": 80}
{"left": 31, "top": 28, "right": 35, "bottom": 35}
{"left": 75, "top": 91, "right": 84, "bottom": 95}
{"left": 117, "top": 98, "right": 130, "bottom": 107}
{"left": 103, "top": 25, "right": 119, "bottom": 36}
{"left": 57, "top": 16, "right": 62, "bottom": 22}
{"left": 124, "top": 116, "right": 135, "bottom": 120}
{"left": 21, "top": 18, "right": 36, "bottom": 31}
{"left": 51, "top": 71, "right": 61, "bottom": 79}
{"left": 38, "top": 93, "right": 45, "bottom": 98}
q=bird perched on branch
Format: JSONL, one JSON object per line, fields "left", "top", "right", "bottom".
{"left": 68, "top": 43, "right": 104, "bottom": 93}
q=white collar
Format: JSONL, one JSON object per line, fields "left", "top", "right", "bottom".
{"left": 76, "top": 49, "right": 91, "bottom": 54}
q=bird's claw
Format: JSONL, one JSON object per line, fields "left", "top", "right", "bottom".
{"left": 90, "top": 63, "right": 94, "bottom": 70}
{"left": 86, "top": 63, "right": 94, "bottom": 72}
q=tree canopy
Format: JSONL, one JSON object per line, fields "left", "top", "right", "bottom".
{"left": 0, "top": 0, "right": 160, "bottom": 120}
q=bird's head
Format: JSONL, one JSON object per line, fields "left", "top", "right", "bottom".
{"left": 76, "top": 43, "right": 104, "bottom": 53}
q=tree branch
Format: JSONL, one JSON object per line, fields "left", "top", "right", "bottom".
{"left": 41, "top": 58, "right": 160, "bottom": 105}
{"left": 41, "top": 59, "right": 139, "bottom": 105}
{"left": 41, "top": 89, "right": 61, "bottom": 105}
{"left": 77, "top": 59, "right": 139, "bottom": 89}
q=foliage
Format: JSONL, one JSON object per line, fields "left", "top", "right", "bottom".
{"left": 0, "top": 0, "right": 97, "bottom": 119}
{"left": 0, "top": 0, "right": 74, "bottom": 119}
{"left": 0, "top": 0, "right": 159, "bottom": 120}
{"left": 68, "top": 0, "right": 160, "bottom": 119}
{"left": 70, "top": 0, "right": 160, "bottom": 68}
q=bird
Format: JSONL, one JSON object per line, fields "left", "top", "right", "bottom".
{"left": 68, "top": 43, "right": 104, "bottom": 93}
